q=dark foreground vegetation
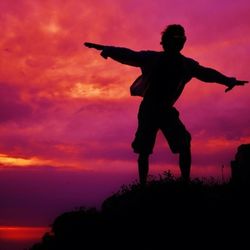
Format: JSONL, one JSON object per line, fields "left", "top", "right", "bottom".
{"left": 29, "top": 171, "right": 249, "bottom": 250}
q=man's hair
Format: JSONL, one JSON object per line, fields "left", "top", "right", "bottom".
{"left": 161, "top": 24, "right": 186, "bottom": 52}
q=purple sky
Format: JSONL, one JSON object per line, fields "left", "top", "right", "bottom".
{"left": 0, "top": 0, "right": 249, "bottom": 237}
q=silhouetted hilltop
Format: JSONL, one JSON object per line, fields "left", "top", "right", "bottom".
{"left": 29, "top": 171, "right": 249, "bottom": 250}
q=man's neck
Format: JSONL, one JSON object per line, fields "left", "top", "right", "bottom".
{"left": 163, "top": 50, "right": 181, "bottom": 57}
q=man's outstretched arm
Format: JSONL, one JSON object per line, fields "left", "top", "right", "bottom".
{"left": 84, "top": 42, "right": 145, "bottom": 67}
{"left": 193, "top": 65, "right": 248, "bottom": 92}
{"left": 84, "top": 42, "right": 105, "bottom": 51}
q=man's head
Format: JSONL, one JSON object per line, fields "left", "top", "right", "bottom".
{"left": 161, "top": 24, "right": 186, "bottom": 53}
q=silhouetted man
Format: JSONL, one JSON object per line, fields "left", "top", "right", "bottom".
{"left": 84, "top": 24, "right": 247, "bottom": 185}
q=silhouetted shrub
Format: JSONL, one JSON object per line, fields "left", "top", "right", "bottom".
{"left": 29, "top": 173, "right": 250, "bottom": 250}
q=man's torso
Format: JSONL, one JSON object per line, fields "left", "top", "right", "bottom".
{"left": 140, "top": 51, "right": 198, "bottom": 107}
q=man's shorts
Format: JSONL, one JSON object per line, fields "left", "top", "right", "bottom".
{"left": 132, "top": 101, "right": 191, "bottom": 155}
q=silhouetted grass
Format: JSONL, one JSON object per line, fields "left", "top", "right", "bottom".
{"left": 29, "top": 172, "right": 249, "bottom": 250}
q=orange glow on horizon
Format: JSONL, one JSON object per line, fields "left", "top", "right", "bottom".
{"left": 0, "top": 226, "right": 49, "bottom": 241}
{"left": 0, "top": 154, "right": 53, "bottom": 167}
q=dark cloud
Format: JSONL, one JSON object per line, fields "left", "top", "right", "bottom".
{"left": 0, "top": 83, "right": 33, "bottom": 123}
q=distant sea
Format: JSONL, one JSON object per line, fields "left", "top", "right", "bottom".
{"left": 0, "top": 226, "right": 48, "bottom": 250}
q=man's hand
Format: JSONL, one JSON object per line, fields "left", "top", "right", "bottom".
{"left": 225, "top": 78, "right": 248, "bottom": 92}
{"left": 84, "top": 42, "right": 104, "bottom": 50}
{"left": 84, "top": 42, "right": 109, "bottom": 59}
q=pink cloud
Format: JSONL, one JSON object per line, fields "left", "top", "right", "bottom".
{"left": 0, "top": 0, "right": 249, "bottom": 232}
{"left": 0, "top": 83, "right": 33, "bottom": 123}
{"left": 0, "top": 0, "right": 249, "bottom": 172}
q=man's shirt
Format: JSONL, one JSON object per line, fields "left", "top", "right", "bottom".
{"left": 101, "top": 46, "right": 231, "bottom": 107}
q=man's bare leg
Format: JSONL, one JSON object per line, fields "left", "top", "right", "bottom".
{"left": 138, "top": 153, "right": 149, "bottom": 186}
{"left": 179, "top": 146, "right": 191, "bottom": 182}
